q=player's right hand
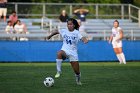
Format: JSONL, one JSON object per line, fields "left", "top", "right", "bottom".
{"left": 108, "top": 40, "right": 111, "bottom": 44}
{"left": 46, "top": 36, "right": 51, "bottom": 40}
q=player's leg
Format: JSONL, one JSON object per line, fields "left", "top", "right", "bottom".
{"left": 114, "top": 47, "right": 126, "bottom": 64}
{"left": 114, "top": 48, "right": 123, "bottom": 64}
{"left": 70, "top": 61, "right": 80, "bottom": 75}
{"left": 116, "top": 42, "right": 126, "bottom": 64}
{"left": 70, "top": 61, "right": 82, "bottom": 85}
{"left": 55, "top": 50, "right": 67, "bottom": 78}
{"left": 113, "top": 42, "right": 124, "bottom": 64}
{"left": 118, "top": 48, "right": 126, "bottom": 64}
{"left": 69, "top": 53, "right": 82, "bottom": 85}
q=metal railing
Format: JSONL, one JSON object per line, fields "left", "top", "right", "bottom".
{"left": 7, "top": 3, "right": 140, "bottom": 25}
{"left": 129, "top": 4, "right": 140, "bottom": 27}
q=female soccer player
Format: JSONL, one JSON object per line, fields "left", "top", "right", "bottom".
{"left": 47, "top": 18, "right": 88, "bottom": 85}
{"left": 109, "top": 20, "right": 126, "bottom": 64}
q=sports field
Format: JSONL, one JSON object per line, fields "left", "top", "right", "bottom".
{"left": 0, "top": 62, "right": 140, "bottom": 93}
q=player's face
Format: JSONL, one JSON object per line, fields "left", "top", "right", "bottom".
{"left": 113, "top": 22, "right": 119, "bottom": 28}
{"left": 67, "top": 21, "right": 75, "bottom": 31}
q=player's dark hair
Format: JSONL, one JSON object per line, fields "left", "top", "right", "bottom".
{"left": 114, "top": 20, "right": 119, "bottom": 26}
{"left": 67, "top": 18, "right": 79, "bottom": 30}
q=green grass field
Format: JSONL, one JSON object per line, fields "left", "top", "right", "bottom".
{"left": 0, "top": 62, "right": 140, "bottom": 93}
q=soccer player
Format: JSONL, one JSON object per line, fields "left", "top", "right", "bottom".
{"left": 47, "top": 18, "right": 88, "bottom": 85}
{"left": 109, "top": 20, "right": 126, "bottom": 64}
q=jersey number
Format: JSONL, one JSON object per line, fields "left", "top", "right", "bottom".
{"left": 66, "top": 39, "right": 72, "bottom": 45}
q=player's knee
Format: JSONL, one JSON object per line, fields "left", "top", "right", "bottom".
{"left": 57, "top": 51, "right": 66, "bottom": 60}
{"left": 57, "top": 51, "right": 63, "bottom": 58}
{"left": 57, "top": 51, "right": 62, "bottom": 56}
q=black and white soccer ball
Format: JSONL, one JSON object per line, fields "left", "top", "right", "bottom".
{"left": 43, "top": 77, "right": 54, "bottom": 87}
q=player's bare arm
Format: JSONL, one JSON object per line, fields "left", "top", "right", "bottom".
{"left": 118, "top": 30, "right": 123, "bottom": 40}
{"left": 116, "top": 30, "right": 123, "bottom": 42}
{"left": 47, "top": 30, "right": 59, "bottom": 40}
{"left": 109, "top": 35, "right": 113, "bottom": 43}
{"left": 81, "top": 37, "right": 88, "bottom": 44}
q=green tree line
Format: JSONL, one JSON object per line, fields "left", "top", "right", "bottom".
{"left": 8, "top": 0, "right": 121, "bottom": 3}
{"left": 8, "top": 0, "right": 140, "bottom": 7}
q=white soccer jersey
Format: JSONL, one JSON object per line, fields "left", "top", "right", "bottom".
{"left": 111, "top": 27, "right": 122, "bottom": 48}
{"left": 59, "top": 29, "right": 83, "bottom": 51}
{"left": 112, "top": 27, "right": 121, "bottom": 41}
{"left": 59, "top": 29, "right": 83, "bottom": 61}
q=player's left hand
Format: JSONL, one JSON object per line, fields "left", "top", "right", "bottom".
{"left": 116, "top": 38, "right": 120, "bottom": 42}
{"left": 84, "top": 39, "right": 88, "bottom": 43}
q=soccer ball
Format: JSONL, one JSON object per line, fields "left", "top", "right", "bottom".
{"left": 43, "top": 77, "right": 54, "bottom": 87}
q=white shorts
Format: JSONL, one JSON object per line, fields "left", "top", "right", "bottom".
{"left": 112, "top": 41, "right": 122, "bottom": 48}
{"left": 0, "top": 8, "right": 7, "bottom": 16}
{"left": 62, "top": 49, "right": 78, "bottom": 62}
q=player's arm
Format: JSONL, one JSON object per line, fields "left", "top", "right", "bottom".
{"left": 118, "top": 29, "right": 123, "bottom": 40}
{"left": 109, "top": 34, "right": 113, "bottom": 44}
{"left": 47, "top": 30, "right": 59, "bottom": 40}
{"left": 81, "top": 37, "right": 88, "bottom": 44}
{"left": 115, "top": 29, "right": 123, "bottom": 42}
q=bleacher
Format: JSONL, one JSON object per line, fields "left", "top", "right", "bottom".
{"left": 0, "top": 18, "right": 48, "bottom": 40}
{"left": 84, "top": 19, "right": 140, "bottom": 40}
{"left": 0, "top": 18, "right": 140, "bottom": 41}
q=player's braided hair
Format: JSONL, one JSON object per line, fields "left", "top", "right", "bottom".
{"left": 67, "top": 18, "right": 80, "bottom": 30}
